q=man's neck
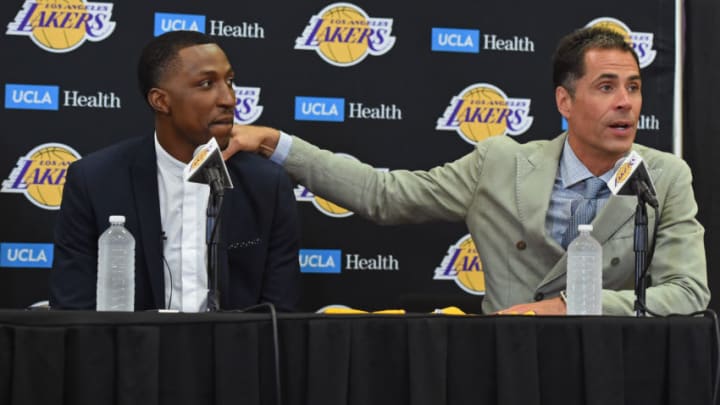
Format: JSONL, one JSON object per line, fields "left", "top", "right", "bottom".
{"left": 155, "top": 123, "right": 193, "bottom": 163}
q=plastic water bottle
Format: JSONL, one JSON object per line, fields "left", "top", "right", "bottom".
{"left": 566, "top": 224, "right": 602, "bottom": 315}
{"left": 96, "top": 215, "right": 135, "bottom": 311}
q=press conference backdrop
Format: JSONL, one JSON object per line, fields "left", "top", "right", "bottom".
{"left": 0, "top": 0, "right": 690, "bottom": 312}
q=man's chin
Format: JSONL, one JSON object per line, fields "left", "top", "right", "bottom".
{"left": 210, "top": 125, "right": 233, "bottom": 149}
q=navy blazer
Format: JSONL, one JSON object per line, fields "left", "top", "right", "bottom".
{"left": 50, "top": 135, "right": 300, "bottom": 311}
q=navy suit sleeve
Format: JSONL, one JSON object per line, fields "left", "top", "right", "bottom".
{"left": 260, "top": 170, "right": 301, "bottom": 312}
{"left": 49, "top": 161, "right": 99, "bottom": 309}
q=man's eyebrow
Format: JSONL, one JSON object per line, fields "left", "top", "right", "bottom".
{"left": 592, "top": 73, "right": 642, "bottom": 82}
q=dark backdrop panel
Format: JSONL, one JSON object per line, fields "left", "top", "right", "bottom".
{"left": 0, "top": 0, "right": 702, "bottom": 313}
{"left": 684, "top": 0, "right": 720, "bottom": 313}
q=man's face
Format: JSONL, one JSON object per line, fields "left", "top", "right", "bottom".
{"left": 157, "top": 43, "right": 235, "bottom": 151}
{"left": 557, "top": 48, "right": 642, "bottom": 166}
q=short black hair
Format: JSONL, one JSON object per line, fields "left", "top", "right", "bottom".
{"left": 552, "top": 27, "right": 639, "bottom": 95}
{"left": 137, "top": 30, "right": 218, "bottom": 102}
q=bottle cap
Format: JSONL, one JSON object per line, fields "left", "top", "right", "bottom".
{"left": 578, "top": 224, "right": 593, "bottom": 232}
{"left": 109, "top": 215, "right": 125, "bottom": 224}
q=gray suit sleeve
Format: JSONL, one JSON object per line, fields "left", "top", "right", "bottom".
{"left": 284, "top": 136, "right": 483, "bottom": 224}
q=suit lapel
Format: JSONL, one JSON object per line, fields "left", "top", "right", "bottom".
{"left": 130, "top": 137, "right": 165, "bottom": 309}
{"left": 537, "top": 158, "right": 662, "bottom": 289}
{"left": 516, "top": 134, "right": 566, "bottom": 256}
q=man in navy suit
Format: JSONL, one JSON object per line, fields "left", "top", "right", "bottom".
{"left": 50, "top": 31, "right": 300, "bottom": 312}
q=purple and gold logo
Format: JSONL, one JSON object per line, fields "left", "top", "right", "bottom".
{"left": 585, "top": 17, "right": 656, "bottom": 68}
{"left": 434, "top": 234, "right": 485, "bottom": 295}
{"left": 436, "top": 83, "right": 533, "bottom": 144}
{"left": 295, "top": 2, "right": 395, "bottom": 67}
{"left": 2, "top": 143, "right": 81, "bottom": 210}
{"left": 7, "top": 0, "right": 116, "bottom": 53}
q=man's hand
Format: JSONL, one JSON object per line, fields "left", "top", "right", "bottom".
{"left": 496, "top": 296, "right": 566, "bottom": 315}
{"left": 222, "top": 125, "right": 281, "bottom": 160}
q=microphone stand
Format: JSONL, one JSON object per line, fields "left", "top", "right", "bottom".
{"left": 633, "top": 198, "right": 648, "bottom": 317}
{"left": 206, "top": 167, "right": 225, "bottom": 312}
{"left": 631, "top": 178, "right": 656, "bottom": 317}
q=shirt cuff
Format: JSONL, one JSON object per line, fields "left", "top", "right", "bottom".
{"left": 270, "top": 131, "right": 293, "bottom": 165}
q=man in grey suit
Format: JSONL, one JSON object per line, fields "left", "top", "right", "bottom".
{"left": 223, "top": 27, "right": 709, "bottom": 315}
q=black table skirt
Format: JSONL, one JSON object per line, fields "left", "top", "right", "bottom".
{"left": 0, "top": 310, "right": 714, "bottom": 405}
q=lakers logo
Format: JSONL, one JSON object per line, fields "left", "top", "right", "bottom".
{"left": 614, "top": 162, "right": 633, "bottom": 185}
{"left": 295, "top": 185, "right": 353, "bottom": 218}
{"left": 295, "top": 2, "right": 396, "bottom": 67}
{"left": 6, "top": 0, "right": 116, "bottom": 53}
{"left": 2, "top": 143, "right": 81, "bottom": 210}
{"left": 434, "top": 234, "right": 485, "bottom": 295}
{"left": 436, "top": 83, "right": 533, "bottom": 144}
{"left": 586, "top": 17, "right": 656, "bottom": 68}
{"left": 233, "top": 85, "right": 264, "bottom": 125}
{"left": 189, "top": 149, "right": 209, "bottom": 171}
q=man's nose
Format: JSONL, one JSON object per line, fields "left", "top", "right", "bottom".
{"left": 219, "top": 83, "right": 235, "bottom": 108}
{"left": 615, "top": 88, "right": 632, "bottom": 110}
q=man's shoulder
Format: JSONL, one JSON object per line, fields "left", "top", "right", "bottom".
{"left": 225, "top": 151, "right": 293, "bottom": 198}
{"left": 632, "top": 143, "right": 688, "bottom": 170}
{"left": 226, "top": 151, "right": 285, "bottom": 178}
{"left": 71, "top": 136, "right": 148, "bottom": 169}
{"left": 476, "top": 133, "right": 560, "bottom": 157}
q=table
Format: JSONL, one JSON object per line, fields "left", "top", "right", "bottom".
{"left": 0, "top": 310, "right": 715, "bottom": 405}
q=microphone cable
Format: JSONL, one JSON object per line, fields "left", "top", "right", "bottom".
{"left": 235, "top": 302, "right": 282, "bottom": 405}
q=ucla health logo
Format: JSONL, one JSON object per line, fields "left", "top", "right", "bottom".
{"left": 233, "top": 85, "right": 263, "bottom": 124}
{"left": 154, "top": 12, "right": 265, "bottom": 38}
{"left": 0, "top": 243, "right": 53, "bottom": 268}
{"left": 5, "top": 83, "right": 120, "bottom": 110}
{"left": 6, "top": 0, "right": 115, "bottom": 53}
{"left": 434, "top": 234, "right": 485, "bottom": 295}
{"left": 2, "top": 143, "right": 81, "bottom": 210}
{"left": 5, "top": 83, "right": 58, "bottom": 110}
{"left": 295, "top": 3, "right": 395, "bottom": 67}
{"left": 295, "top": 96, "right": 345, "bottom": 122}
{"left": 154, "top": 12, "right": 205, "bottom": 35}
{"left": 585, "top": 17, "right": 656, "bottom": 68}
{"left": 299, "top": 249, "right": 342, "bottom": 273}
{"left": 294, "top": 153, "right": 387, "bottom": 217}
{"left": 431, "top": 28, "right": 480, "bottom": 53}
{"left": 437, "top": 83, "right": 533, "bottom": 144}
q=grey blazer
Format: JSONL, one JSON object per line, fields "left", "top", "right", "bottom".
{"left": 283, "top": 132, "right": 709, "bottom": 315}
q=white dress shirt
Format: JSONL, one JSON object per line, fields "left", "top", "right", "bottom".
{"left": 154, "top": 134, "right": 210, "bottom": 312}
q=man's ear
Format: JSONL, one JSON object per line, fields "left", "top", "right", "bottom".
{"left": 147, "top": 88, "right": 170, "bottom": 114}
{"left": 555, "top": 86, "right": 572, "bottom": 120}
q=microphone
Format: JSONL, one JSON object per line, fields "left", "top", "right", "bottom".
{"left": 608, "top": 150, "right": 658, "bottom": 208}
{"left": 183, "top": 137, "right": 234, "bottom": 194}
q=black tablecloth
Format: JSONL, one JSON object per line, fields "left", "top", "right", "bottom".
{"left": 0, "top": 310, "right": 714, "bottom": 405}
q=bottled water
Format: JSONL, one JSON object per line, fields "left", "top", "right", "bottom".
{"left": 566, "top": 224, "right": 602, "bottom": 315}
{"left": 96, "top": 215, "right": 135, "bottom": 311}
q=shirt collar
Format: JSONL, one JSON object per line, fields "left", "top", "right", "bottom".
{"left": 559, "top": 138, "right": 627, "bottom": 189}
{"left": 154, "top": 132, "right": 186, "bottom": 178}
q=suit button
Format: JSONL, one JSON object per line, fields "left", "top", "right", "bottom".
{"left": 611, "top": 257, "right": 620, "bottom": 266}
{"left": 534, "top": 292, "right": 544, "bottom": 301}
{"left": 516, "top": 240, "right": 527, "bottom": 250}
